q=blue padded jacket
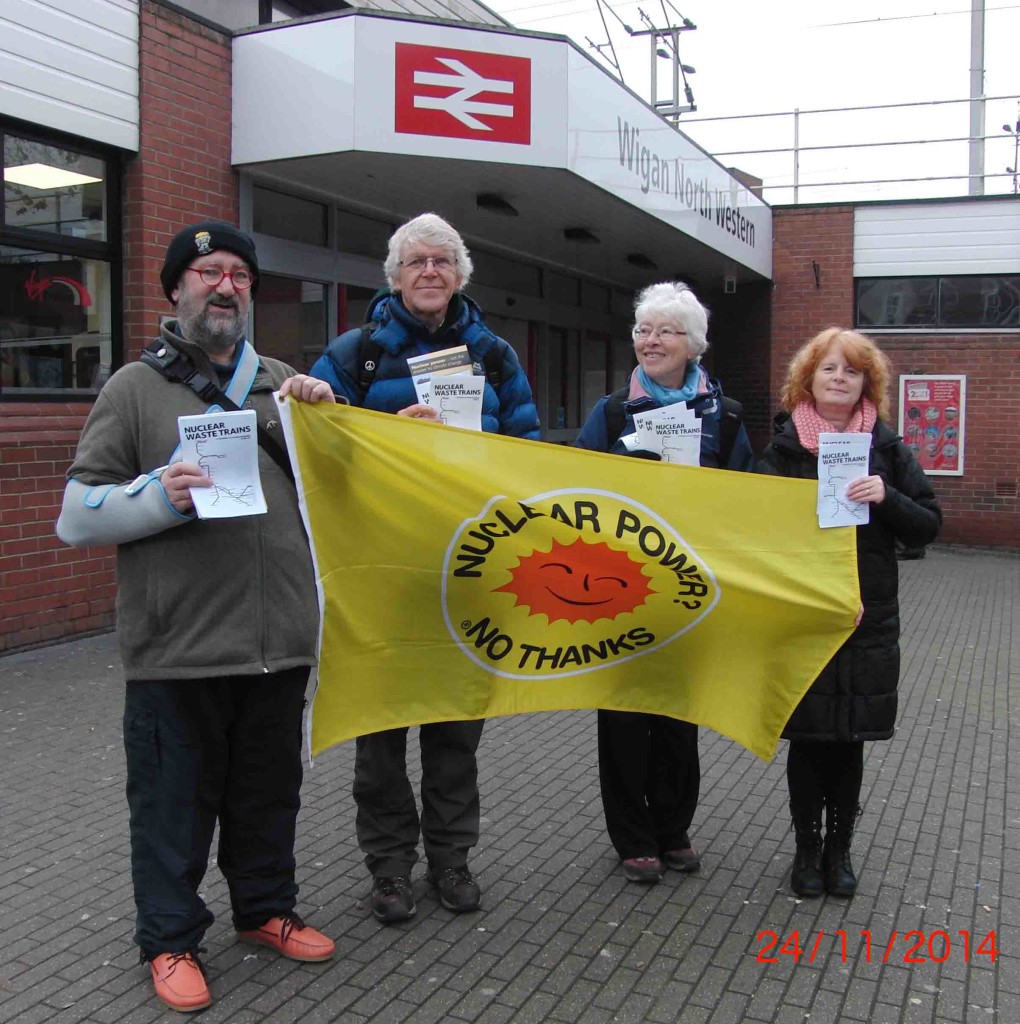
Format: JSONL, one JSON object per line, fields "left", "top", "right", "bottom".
{"left": 310, "top": 292, "right": 541, "bottom": 439}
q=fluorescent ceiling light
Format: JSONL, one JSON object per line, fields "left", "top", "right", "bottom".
{"left": 4, "top": 163, "right": 103, "bottom": 190}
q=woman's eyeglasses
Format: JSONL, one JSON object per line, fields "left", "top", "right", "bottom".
{"left": 632, "top": 325, "right": 687, "bottom": 341}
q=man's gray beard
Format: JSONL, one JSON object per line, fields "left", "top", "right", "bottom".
{"left": 176, "top": 305, "right": 245, "bottom": 359}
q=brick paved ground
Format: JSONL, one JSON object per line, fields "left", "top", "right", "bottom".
{"left": 1, "top": 546, "right": 1017, "bottom": 1024}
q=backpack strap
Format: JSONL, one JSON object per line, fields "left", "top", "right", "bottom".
{"left": 717, "top": 394, "right": 743, "bottom": 468}
{"left": 479, "top": 344, "right": 503, "bottom": 389}
{"left": 603, "top": 385, "right": 632, "bottom": 443}
{"left": 140, "top": 340, "right": 222, "bottom": 404}
{"left": 460, "top": 319, "right": 504, "bottom": 389}
{"left": 140, "top": 339, "right": 295, "bottom": 485}
{"left": 354, "top": 322, "right": 381, "bottom": 405}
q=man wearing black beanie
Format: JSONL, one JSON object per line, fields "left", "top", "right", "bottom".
{"left": 160, "top": 220, "right": 261, "bottom": 361}
{"left": 57, "top": 220, "right": 337, "bottom": 1013}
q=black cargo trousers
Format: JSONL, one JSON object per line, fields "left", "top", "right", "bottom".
{"left": 122, "top": 667, "right": 308, "bottom": 958}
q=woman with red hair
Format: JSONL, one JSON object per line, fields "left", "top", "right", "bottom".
{"left": 759, "top": 328, "right": 940, "bottom": 899}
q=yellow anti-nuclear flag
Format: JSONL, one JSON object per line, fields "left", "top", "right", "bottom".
{"left": 280, "top": 401, "right": 859, "bottom": 761}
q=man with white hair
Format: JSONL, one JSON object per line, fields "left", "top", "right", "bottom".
{"left": 310, "top": 212, "right": 540, "bottom": 924}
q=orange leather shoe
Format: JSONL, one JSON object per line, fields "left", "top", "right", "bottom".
{"left": 237, "top": 914, "right": 335, "bottom": 962}
{"left": 149, "top": 951, "right": 211, "bottom": 1013}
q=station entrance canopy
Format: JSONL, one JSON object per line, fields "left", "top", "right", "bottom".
{"left": 232, "top": 13, "right": 772, "bottom": 288}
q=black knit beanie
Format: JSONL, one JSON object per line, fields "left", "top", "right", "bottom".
{"left": 161, "top": 220, "right": 260, "bottom": 301}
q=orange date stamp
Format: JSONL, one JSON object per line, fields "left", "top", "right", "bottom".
{"left": 756, "top": 929, "right": 999, "bottom": 964}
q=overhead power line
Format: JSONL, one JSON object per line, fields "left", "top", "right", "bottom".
{"left": 681, "top": 93, "right": 1020, "bottom": 124}
{"left": 815, "top": 3, "right": 1020, "bottom": 28}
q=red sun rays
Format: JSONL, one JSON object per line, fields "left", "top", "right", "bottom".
{"left": 494, "top": 537, "right": 653, "bottom": 624}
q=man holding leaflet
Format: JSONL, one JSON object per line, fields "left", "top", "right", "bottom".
{"left": 310, "top": 212, "right": 539, "bottom": 924}
{"left": 57, "top": 221, "right": 335, "bottom": 1013}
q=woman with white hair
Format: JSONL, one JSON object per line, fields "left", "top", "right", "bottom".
{"left": 310, "top": 213, "right": 539, "bottom": 924}
{"left": 575, "top": 280, "right": 754, "bottom": 884}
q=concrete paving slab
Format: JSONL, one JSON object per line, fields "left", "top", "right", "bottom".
{"left": 0, "top": 546, "right": 1016, "bottom": 1022}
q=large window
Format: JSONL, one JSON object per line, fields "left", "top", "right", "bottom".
{"left": 253, "top": 274, "right": 329, "bottom": 373}
{"left": 253, "top": 186, "right": 327, "bottom": 247}
{"left": 246, "top": 181, "right": 637, "bottom": 440}
{"left": 1, "top": 126, "right": 120, "bottom": 397}
{"left": 542, "top": 328, "right": 616, "bottom": 438}
{"left": 857, "top": 276, "right": 1020, "bottom": 329}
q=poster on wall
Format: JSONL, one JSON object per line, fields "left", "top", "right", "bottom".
{"left": 897, "top": 374, "right": 966, "bottom": 476}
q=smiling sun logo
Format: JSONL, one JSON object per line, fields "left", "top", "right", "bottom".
{"left": 442, "top": 490, "right": 719, "bottom": 680}
{"left": 493, "top": 537, "right": 653, "bottom": 624}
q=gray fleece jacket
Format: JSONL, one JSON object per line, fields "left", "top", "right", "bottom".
{"left": 58, "top": 322, "right": 318, "bottom": 680}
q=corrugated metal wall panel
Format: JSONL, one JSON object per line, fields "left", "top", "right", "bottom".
{"left": 854, "top": 200, "right": 1020, "bottom": 276}
{"left": 0, "top": 0, "right": 139, "bottom": 151}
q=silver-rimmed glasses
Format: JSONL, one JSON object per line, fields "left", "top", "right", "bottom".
{"left": 632, "top": 325, "right": 687, "bottom": 341}
{"left": 399, "top": 255, "right": 457, "bottom": 273}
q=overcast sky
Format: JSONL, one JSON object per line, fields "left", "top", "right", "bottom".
{"left": 484, "top": 0, "right": 1020, "bottom": 202}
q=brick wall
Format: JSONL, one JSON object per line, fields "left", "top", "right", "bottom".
{"left": 703, "top": 280, "right": 773, "bottom": 454}
{"left": 0, "top": 2, "right": 237, "bottom": 653}
{"left": 124, "top": 0, "right": 239, "bottom": 364}
{"left": 771, "top": 205, "right": 857, "bottom": 394}
{"left": 771, "top": 204, "right": 1019, "bottom": 549}
{"left": 0, "top": 406, "right": 117, "bottom": 652}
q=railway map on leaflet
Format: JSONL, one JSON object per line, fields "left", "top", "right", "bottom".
{"left": 177, "top": 410, "right": 268, "bottom": 519}
{"left": 816, "top": 433, "right": 871, "bottom": 529}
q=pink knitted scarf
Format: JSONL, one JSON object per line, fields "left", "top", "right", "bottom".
{"left": 791, "top": 397, "right": 878, "bottom": 454}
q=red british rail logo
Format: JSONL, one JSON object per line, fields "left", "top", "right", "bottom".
{"left": 394, "top": 43, "right": 532, "bottom": 145}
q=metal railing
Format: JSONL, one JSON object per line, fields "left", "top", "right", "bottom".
{"left": 680, "top": 94, "right": 1020, "bottom": 203}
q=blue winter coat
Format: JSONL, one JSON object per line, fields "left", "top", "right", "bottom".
{"left": 574, "top": 371, "right": 755, "bottom": 471}
{"left": 310, "top": 292, "right": 540, "bottom": 439}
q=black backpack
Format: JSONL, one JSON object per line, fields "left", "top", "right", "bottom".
{"left": 603, "top": 384, "right": 744, "bottom": 468}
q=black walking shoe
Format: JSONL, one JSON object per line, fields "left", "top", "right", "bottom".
{"left": 662, "top": 832, "right": 701, "bottom": 873}
{"left": 428, "top": 866, "right": 481, "bottom": 912}
{"left": 621, "top": 856, "right": 664, "bottom": 883}
{"left": 370, "top": 875, "right": 416, "bottom": 923}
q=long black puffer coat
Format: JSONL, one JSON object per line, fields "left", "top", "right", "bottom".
{"left": 757, "top": 413, "right": 942, "bottom": 742}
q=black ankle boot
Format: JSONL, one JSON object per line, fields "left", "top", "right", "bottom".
{"left": 823, "top": 803, "right": 860, "bottom": 898}
{"left": 789, "top": 802, "right": 824, "bottom": 898}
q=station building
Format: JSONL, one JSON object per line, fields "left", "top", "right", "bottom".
{"left": 1, "top": 0, "right": 1016, "bottom": 652}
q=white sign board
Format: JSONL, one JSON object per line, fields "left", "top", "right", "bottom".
{"left": 233, "top": 15, "right": 772, "bottom": 276}
{"left": 566, "top": 49, "right": 771, "bottom": 277}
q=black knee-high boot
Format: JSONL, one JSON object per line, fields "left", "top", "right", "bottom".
{"left": 789, "top": 800, "right": 824, "bottom": 898}
{"left": 823, "top": 802, "right": 860, "bottom": 897}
